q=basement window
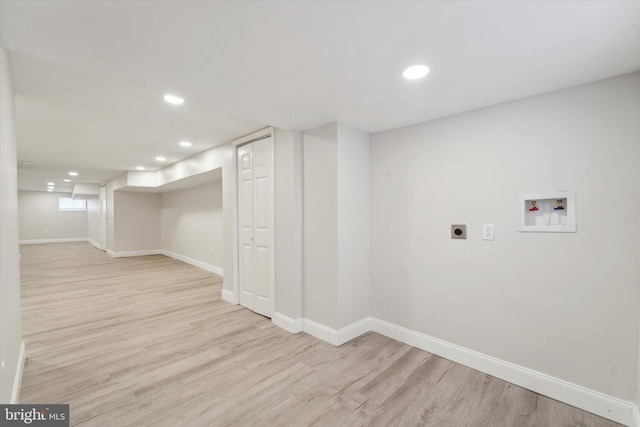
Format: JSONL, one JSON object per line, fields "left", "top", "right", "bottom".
{"left": 58, "top": 197, "right": 86, "bottom": 211}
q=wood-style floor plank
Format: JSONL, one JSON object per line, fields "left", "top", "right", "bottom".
{"left": 19, "top": 242, "right": 621, "bottom": 426}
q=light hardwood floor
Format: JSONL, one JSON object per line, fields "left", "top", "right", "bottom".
{"left": 19, "top": 242, "right": 621, "bottom": 427}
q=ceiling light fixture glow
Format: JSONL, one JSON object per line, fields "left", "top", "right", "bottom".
{"left": 64, "top": 179, "right": 71, "bottom": 182}
{"left": 47, "top": 182, "right": 55, "bottom": 186}
{"left": 136, "top": 166, "right": 146, "bottom": 171}
{"left": 47, "top": 189, "right": 53, "bottom": 192}
{"left": 155, "top": 156, "right": 166, "bottom": 162}
{"left": 164, "top": 94, "right": 184, "bottom": 105}
{"left": 179, "top": 141, "right": 192, "bottom": 147}
{"left": 402, "top": 64, "right": 430, "bottom": 80}
{"left": 68, "top": 171, "right": 78, "bottom": 176}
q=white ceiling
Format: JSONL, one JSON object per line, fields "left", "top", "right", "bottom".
{"left": 1, "top": 1, "right": 639, "bottom": 192}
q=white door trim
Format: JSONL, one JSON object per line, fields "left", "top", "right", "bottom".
{"left": 232, "top": 127, "right": 276, "bottom": 318}
{"left": 99, "top": 184, "right": 107, "bottom": 251}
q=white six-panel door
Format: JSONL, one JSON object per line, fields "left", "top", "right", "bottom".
{"left": 237, "top": 136, "right": 274, "bottom": 317}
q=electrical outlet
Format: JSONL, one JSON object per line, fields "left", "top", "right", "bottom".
{"left": 482, "top": 224, "right": 494, "bottom": 241}
{"left": 451, "top": 224, "right": 467, "bottom": 239}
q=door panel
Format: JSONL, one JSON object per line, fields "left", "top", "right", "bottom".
{"left": 254, "top": 176, "right": 268, "bottom": 230}
{"left": 241, "top": 179, "right": 253, "bottom": 229}
{"left": 240, "top": 244, "right": 253, "bottom": 294}
{"left": 236, "top": 136, "right": 273, "bottom": 318}
{"left": 237, "top": 144, "right": 254, "bottom": 310}
{"left": 254, "top": 246, "right": 269, "bottom": 298}
{"left": 254, "top": 245, "right": 270, "bottom": 316}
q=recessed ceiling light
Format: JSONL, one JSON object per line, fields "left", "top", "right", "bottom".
{"left": 136, "top": 166, "right": 146, "bottom": 171}
{"left": 402, "top": 64, "right": 430, "bottom": 80}
{"left": 47, "top": 186, "right": 54, "bottom": 190}
{"left": 179, "top": 141, "right": 192, "bottom": 147}
{"left": 68, "top": 171, "right": 78, "bottom": 176}
{"left": 47, "top": 182, "right": 55, "bottom": 186}
{"left": 155, "top": 156, "right": 166, "bottom": 162}
{"left": 164, "top": 94, "right": 184, "bottom": 105}
{"left": 21, "top": 161, "right": 32, "bottom": 166}
{"left": 64, "top": 179, "right": 71, "bottom": 182}
{"left": 47, "top": 189, "right": 53, "bottom": 192}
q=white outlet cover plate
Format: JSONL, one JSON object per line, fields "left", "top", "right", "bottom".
{"left": 482, "top": 224, "right": 494, "bottom": 240}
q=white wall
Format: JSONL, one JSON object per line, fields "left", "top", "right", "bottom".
{"left": 161, "top": 180, "right": 223, "bottom": 270}
{"left": 302, "top": 123, "right": 371, "bottom": 330}
{"left": 337, "top": 124, "right": 370, "bottom": 327}
{"left": 637, "top": 304, "right": 640, "bottom": 415}
{"left": 370, "top": 73, "right": 640, "bottom": 401}
{"left": 113, "top": 191, "right": 161, "bottom": 252}
{"left": 0, "top": 47, "right": 23, "bottom": 403}
{"left": 18, "top": 191, "right": 88, "bottom": 241}
{"left": 105, "top": 173, "right": 127, "bottom": 251}
{"left": 87, "top": 196, "right": 101, "bottom": 247}
{"left": 274, "top": 129, "right": 303, "bottom": 320}
{"left": 303, "top": 123, "right": 339, "bottom": 328}
{"left": 637, "top": 292, "right": 640, "bottom": 415}
{"left": 220, "top": 145, "right": 235, "bottom": 294}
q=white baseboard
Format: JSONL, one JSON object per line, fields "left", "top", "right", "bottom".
{"left": 19, "top": 238, "right": 87, "bottom": 245}
{"left": 302, "top": 319, "right": 340, "bottom": 345}
{"left": 106, "top": 249, "right": 224, "bottom": 277}
{"left": 370, "top": 318, "right": 634, "bottom": 426}
{"left": 160, "top": 250, "right": 223, "bottom": 277}
{"left": 221, "top": 289, "right": 237, "bottom": 304}
{"left": 87, "top": 238, "right": 103, "bottom": 250}
{"left": 337, "top": 317, "right": 372, "bottom": 345}
{"left": 272, "top": 312, "right": 302, "bottom": 334}
{"left": 302, "top": 317, "right": 371, "bottom": 347}
{"left": 107, "top": 249, "right": 162, "bottom": 258}
{"left": 10, "top": 341, "right": 25, "bottom": 404}
{"left": 633, "top": 404, "right": 639, "bottom": 427}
